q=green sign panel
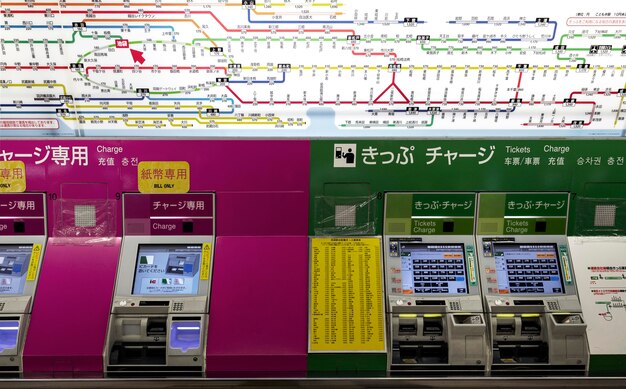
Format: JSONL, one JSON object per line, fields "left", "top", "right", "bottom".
{"left": 385, "top": 193, "right": 475, "bottom": 235}
{"left": 310, "top": 139, "right": 626, "bottom": 237}
{"left": 309, "top": 139, "right": 626, "bottom": 374}
{"left": 411, "top": 193, "right": 475, "bottom": 217}
{"left": 477, "top": 193, "right": 569, "bottom": 235}
{"left": 502, "top": 193, "right": 569, "bottom": 217}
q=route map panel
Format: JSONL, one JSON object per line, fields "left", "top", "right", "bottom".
{"left": 1, "top": 0, "right": 626, "bottom": 137}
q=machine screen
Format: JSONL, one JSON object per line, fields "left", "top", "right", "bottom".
{"left": 132, "top": 244, "right": 202, "bottom": 295}
{"left": 400, "top": 243, "right": 468, "bottom": 295}
{"left": 0, "top": 244, "right": 33, "bottom": 295}
{"left": 493, "top": 243, "right": 564, "bottom": 294}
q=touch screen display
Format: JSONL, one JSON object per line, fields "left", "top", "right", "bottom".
{"left": 0, "top": 244, "right": 33, "bottom": 295}
{"left": 400, "top": 243, "right": 468, "bottom": 294}
{"left": 132, "top": 244, "right": 202, "bottom": 295}
{"left": 493, "top": 243, "right": 564, "bottom": 294}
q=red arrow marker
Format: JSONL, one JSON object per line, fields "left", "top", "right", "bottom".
{"left": 130, "top": 49, "right": 145, "bottom": 64}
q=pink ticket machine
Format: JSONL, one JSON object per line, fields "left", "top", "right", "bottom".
{"left": 0, "top": 194, "right": 47, "bottom": 376}
{"left": 104, "top": 193, "right": 215, "bottom": 376}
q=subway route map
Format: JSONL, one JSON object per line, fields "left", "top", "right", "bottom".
{"left": 1, "top": 0, "right": 626, "bottom": 136}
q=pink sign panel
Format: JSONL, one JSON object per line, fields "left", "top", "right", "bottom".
{"left": 0, "top": 193, "right": 46, "bottom": 236}
{"left": 124, "top": 193, "right": 214, "bottom": 236}
{"left": 2, "top": 139, "right": 310, "bottom": 376}
{"left": 0, "top": 193, "right": 45, "bottom": 218}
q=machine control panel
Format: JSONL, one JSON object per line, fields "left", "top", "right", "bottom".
{"left": 386, "top": 237, "right": 482, "bottom": 313}
{"left": 0, "top": 193, "right": 47, "bottom": 375}
{"left": 384, "top": 192, "right": 487, "bottom": 371}
{"left": 105, "top": 193, "right": 215, "bottom": 375}
{"left": 475, "top": 192, "right": 588, "bottom": 373}
{"left": 478, "top": 236, "right": 580, "bottom": 313}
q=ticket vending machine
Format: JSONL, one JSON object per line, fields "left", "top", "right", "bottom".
{"left": 384, "top": 193, "right": 488, "bottom": 374}
{"left": 475, "top": 192, "right": 588, "bottom": 375}
{"left": 0, "top": 193, "right": 46, "bottom": 375}
{"left": 104, "top": 193, "right": 215, "bottom": 375}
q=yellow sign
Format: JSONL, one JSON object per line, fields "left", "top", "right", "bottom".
{"left": 0, "top": 161, "right": 26, "bottom": 193}
{"left": 309, "top": 237, "right": 386, "bottom": 353}
{"left": 26, "top": 244, "right": 42, "bottom": 281}
{"left": 200, "top": 243, "right": 212, "bottom": 281}
{"left": 137, "top": 161, "right": 190, "bottom": 193}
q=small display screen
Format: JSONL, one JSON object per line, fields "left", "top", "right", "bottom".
{"left": 0, "top": 244, "right": 33, "bottom": 295}
{"left": 132, "top": 244, "right": 202, "bottom": 295}
{"left": 400, "top": 243, "right": 468, "bottom": 295}
{"left": 493, "top": 243, "right": 564, "bottom": 295}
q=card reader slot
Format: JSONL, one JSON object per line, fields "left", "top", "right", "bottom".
{"left": 414, "top": 300, "right": 445, "bottom": 306}
{"left": 139, "top": 301, "right": 170, "bottom": 306}
{"left": 146, "top": 318, "right": 167, "bottom": 336}
{"left": 513, "top": 300, "right": 544, "bottom": 306}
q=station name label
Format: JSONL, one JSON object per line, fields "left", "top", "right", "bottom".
{"left": 137, "top": 161, "right": 190, "bottom": 194}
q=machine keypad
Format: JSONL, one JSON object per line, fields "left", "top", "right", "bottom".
{"left": 412, "top": 259, "right": 466, "bottom": 294}
{"left": 504, "top": 259, "right": 560, "bottom": 293}
{"left": 547, "top": 301, "right": 560, "bottom": 311}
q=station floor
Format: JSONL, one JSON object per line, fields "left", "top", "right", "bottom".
{"left": 2, "top": 377, "right": 626, "bottom": 389}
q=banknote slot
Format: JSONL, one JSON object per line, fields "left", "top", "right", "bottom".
{"left": 398, "top": 323, "right": 418, "bottom": 335}
{"left": 423, "top": 317, "right": 443, "bottom": 336}
{"left": 146, "top": 317, "right": 167, "bottom": 336}
{"left": 521, "top": 317, "right": 541, "bottom": 335}
{"left": 496, "top": 320, "right": 515, "bottom": 335}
